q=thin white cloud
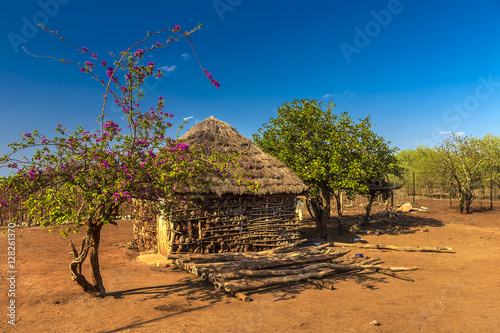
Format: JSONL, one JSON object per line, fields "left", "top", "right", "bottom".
{"left": 160, "top": 65, "right": 176, "bottom": 72}
{"left": 322, "top": 93, "right": 335, "bottom": 99}
{"left": 439, "top": 131, "right": 465, "bottom": 136}
{"left": 343, "top": 91, "right": 355, "bottom": 98}
{"left": 181, "top": 53, "right": 190, "bottom": 60}
{"left": 183, "top": 116, "right": 194, "bottom": 121}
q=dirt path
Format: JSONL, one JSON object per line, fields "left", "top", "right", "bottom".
{"left": 1, "top": 199, "right": 499, "bottom": 332}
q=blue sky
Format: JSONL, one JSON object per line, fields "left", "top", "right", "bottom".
{"left": 1, "top": 0, "right": 500, "bottom": 176}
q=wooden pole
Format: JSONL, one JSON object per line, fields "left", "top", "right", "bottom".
{"left": 331, "top": 242, "right": 453, "bottom": 253}
{"left": 390, "top": 191, "right": 394, "bottom": 218}
{"left": 490, "top": 168, "right": 493, "bottom": 210}
{"left": 412, "top": 172, "right": 416, "bottom": 206}
{"left": 449, "top": 176, "right": 453, "bottom": 208}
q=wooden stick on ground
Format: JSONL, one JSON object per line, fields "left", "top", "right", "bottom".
{"left": 331, "top": 242, "right": 453, "bottom": 253}
{"left": 223, "top": 268, "right": 341, "bottom": 293}
{"left": 235, "top": 292, "right": 252, "bottom": 302}
{"left": 376, "top": 270, "right": 415, "bottom": 282}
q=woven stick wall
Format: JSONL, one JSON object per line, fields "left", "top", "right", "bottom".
{"left": 157, "top": 194, "right": 300, "bottom": 256}
{"left": 133, "top": 201, "right": 158, "bottom": 252}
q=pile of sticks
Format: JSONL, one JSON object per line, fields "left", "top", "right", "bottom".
{"left": 172, "top": 241, "right": 425, "bottom": 301}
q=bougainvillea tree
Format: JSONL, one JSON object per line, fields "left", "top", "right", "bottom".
{"left": 0, "top": 24, "right": 255, "bottom": 297}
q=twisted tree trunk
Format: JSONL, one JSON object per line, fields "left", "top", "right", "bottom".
{"left": 69, "top": 224, "right": 106, "bottom": 297}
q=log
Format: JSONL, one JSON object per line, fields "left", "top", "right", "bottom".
{"left": 237, "top": 252, "right": 350, "bottom": 270}
{"left": 223, "top": 268, "right": 340, "bottom": 293}
{"left": 212, "top": 262, "right": 416, "bottom": 282}
{"left": 235, "top": 292, "right": 252, "bottom": 302}
{"left": 192, "top": 252, "right": 349, "bottom": 279}
{"left": 331, "top": 242, "right": 453, "bottom": 253}
{"left": 169, "top": 245, "right": 311, "bottom": 262}
{"left": 213, "top": 262, "right": 350, "bottom": 281}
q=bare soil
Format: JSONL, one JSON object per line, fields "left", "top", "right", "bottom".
{"left": 1, "top": 199, "right": 499, "bottom": 332}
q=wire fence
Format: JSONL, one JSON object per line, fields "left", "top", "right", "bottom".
{"left": 2, "top": 171, "right": 499, "bottom": 225}
{"left": 0, "top": 190, "right": 134, "bottom": 226}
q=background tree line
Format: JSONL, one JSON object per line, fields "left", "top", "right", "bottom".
{"left": 395, "top": 133, "right": 500, "bottom": 213}
{"left": 253, "top": 100, "right": 500, "bottom": 239}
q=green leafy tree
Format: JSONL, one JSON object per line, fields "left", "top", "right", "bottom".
{"left": 0, "top": 25, "right": 254, "bottom": 297}
{"left": 356, "top": 123, "right": 401, "bottom": 225}
{"left": 253, "top": 99, "right": 400, "bottom": 237}
{"left": 397, "top": 146, "right": 446, "bottom": 197}
{"left": 433, "top": 133, "right": 493, "bottom": 213}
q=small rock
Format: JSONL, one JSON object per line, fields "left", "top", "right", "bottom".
{"left": 395, "top": 203, "right": 412, "bottom": 212}
{"left": 369, "top": 320, "right": 381, "bottom": 326}
{"left": 354, "top": 238, "right": 368, "bottom": 243}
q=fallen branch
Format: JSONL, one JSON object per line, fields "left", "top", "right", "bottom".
{"left": 376, "top": 270, "right": 415, "bottom": 282}
{"left": 223, "top": 268, "right": 340, "bottom": 293}
{"left": 331, "top": 242, "right": 453, "bottom": 253}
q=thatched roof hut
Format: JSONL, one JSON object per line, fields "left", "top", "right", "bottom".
{"left": 178, "top": 116, "right": 308, "bottom": 196}
{"left": 134, "top": 116, "right": 308, "bottom": 256}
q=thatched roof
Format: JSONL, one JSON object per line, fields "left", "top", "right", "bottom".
{"left": 178, "top": 116, "right": 308, "bottom": 196}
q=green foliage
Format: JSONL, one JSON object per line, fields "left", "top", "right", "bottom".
{"left": 253, "top": 99, "right": 400, "bottom": 233}
{"left": 396, "top": 146, "right": 444, "bottom": 196}
{"left": 399, "top": 133, "right": 500, "bottom": 213}
{"left": 254, "top": 100, "right": 399, "bottom": 193}
{"left": 433, "top": 133, "right": 499, "bottom": 213}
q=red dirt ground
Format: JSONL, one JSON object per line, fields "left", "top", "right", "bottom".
{"left": 1, "top": 199, "right": 499, "bottom": 332}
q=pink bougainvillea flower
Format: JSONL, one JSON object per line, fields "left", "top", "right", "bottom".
{"left": 81, "top": 47, "right": 88, "bottom": 52}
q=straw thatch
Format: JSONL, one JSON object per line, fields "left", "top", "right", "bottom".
{"left": 178, "top": 116, "right": 308, "bottom": 196}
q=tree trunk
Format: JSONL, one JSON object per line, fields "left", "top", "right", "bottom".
{"left": 362, "top": 192, "right": 377, "bottom": 226}
{"left": 306, "top": 196, "right": 323, "bottom": 234}
{"left": 334, "top": 191, "right": 343, "bottom": 236}
{"left": 464, "top": 190, "right": 474, "bottom": 214}
{"left": 318, "top": 181, "right": 330, "bottom": 238}
{"left": 69, "top": 224, "right": 106, "bottom": 297}
{"left": 89, "top": 225, "right": 106, "bottom": 296}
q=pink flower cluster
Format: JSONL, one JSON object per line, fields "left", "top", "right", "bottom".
{"left": 204, "top": 70, "right": 220, "bottom": 88}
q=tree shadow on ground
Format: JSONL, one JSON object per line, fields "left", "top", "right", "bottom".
{"left": 343, "top": 212, "right": 445, "bottom": 236}
{"left": 97, "top": 304, "right": 211, "bottom": 333}
{"left": 298, "top": 211, "right": 446, "bottom": 242}
{"left": 108, "top": 271, "right": 233, "bottom": 304}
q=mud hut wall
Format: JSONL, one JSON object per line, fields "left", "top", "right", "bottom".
{"left": 158, "top": 194, "right": 301, "bottom": 256}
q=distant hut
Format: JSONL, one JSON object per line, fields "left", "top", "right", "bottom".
{"left": 134, "top": 116, "right": 308, "bottom": 256}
